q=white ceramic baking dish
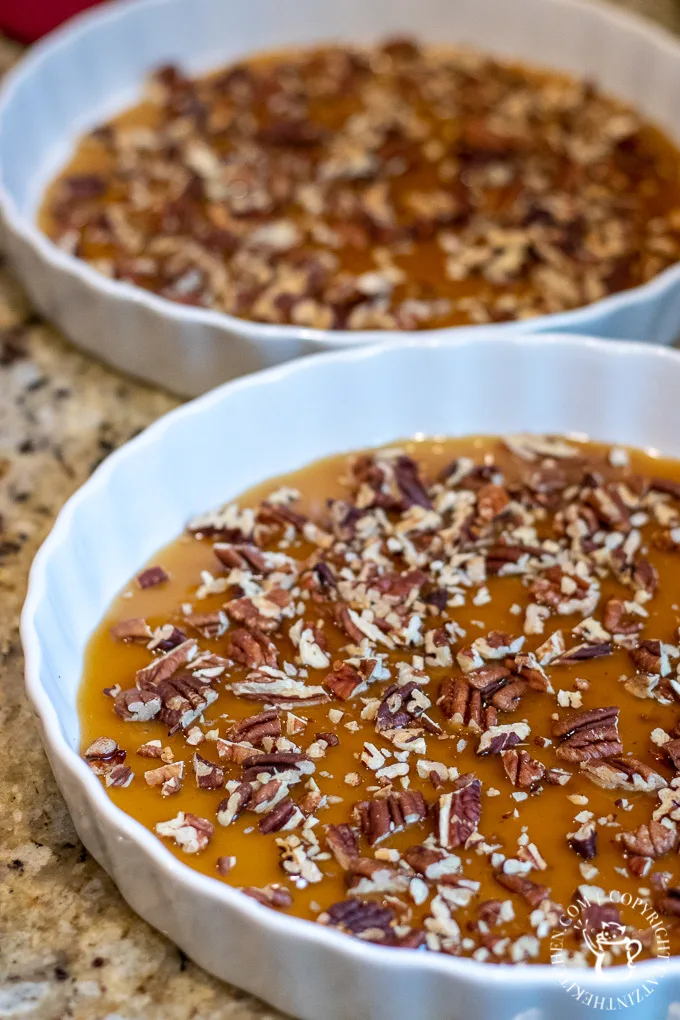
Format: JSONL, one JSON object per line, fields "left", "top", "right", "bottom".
{"left": 3, "top": 0, "right": 680, "bottom": 396}
{"left": 21, "top": 333, "right": 680, "bottom": 1019}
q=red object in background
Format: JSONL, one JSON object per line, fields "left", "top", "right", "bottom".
{"left": 0, "top": 0, "right": 108, "bottom": 44}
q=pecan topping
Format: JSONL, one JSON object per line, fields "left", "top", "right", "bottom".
{"left": 477, "top": 722, "right": 530, "bottom": 756}
{"left": 581, "top": 756, "right": 667, "bottom": 792}
{"left": 502, "top": 749, "right": 545, "bottom": 788}
{"left": 114, "top": 688, "right": 162, "bottom": 723}
{"left": 155, "top": 812, "right": 214, "bottom": 853}
{"left": 228, "top": 627, "right": 278, "bottom": 668}
{"left": 436, "top": 775, "right": 481, "bottom": 849}
{"left": 109, "top": 617, "right": 152, "bottom": 642}
{"left": 325, "top": 824, "right": 360, "bottom": 869}
{"left": 494, "top": 872, "right": 549, "bottom": 908}
{"left": 567, "top": 821, "right": 597, "bottom": 860}
{"left": 552, "top": 707, "right": 622, "bottom": 763}
{"left": 137, "top": 565, "right": 169, "bottom": 588}
{"left": 243, "top": 884, "right": 293, "bottom": 909}
{"left": 324, "top": 899, "right": 395, "bottom": 938}
{"left": 620, "top": 821, "right": 677, "bottom": 858}
{"left": 438, "top": 677, "right": 497, "bottom": 732}
{"left": 259, "top": 798, "right": 301, "bottom": 833}
{"left": 192, "top": 753, "right": 225, "bottom": 790}
{"left": 355, "top": 791, "right": 427, "bottom": 844}
{"left": 217, "top": 783, "right": 253, "bottom": 826}
{"left": 228, "top": 710, "right": 281, "bottom": 746}
{"left": 324, "top": 661, "right": 364, "bottom": 700}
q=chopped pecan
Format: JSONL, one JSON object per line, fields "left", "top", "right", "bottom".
{"left": 213, "top": 541, "right": 271, "bottom": 573}
{"left": 137, "top": 565, "right": 169, "bottom": 588}
{"left": 436, "top": 774, "right": 481, "bottom": 849}
{"left": 224, "top": 592, "right": 288, "bottom": 633}
{"left": 325, "top": 824, "right": 360, "bottom": 869}
{"left": 552, "top": 706, "right": 622, "bottom": 763}
{"left": 155, "top": 812, "right": 214, "bottom": 853}
{"left": 477, "top": 722, "right": 530, "bottom": 756}
{"left": 192, "top": 753, "right": 225, "bottom": 790}
{"left": 217, "top": 782, "right": 253, "bottom": 826}
{"left": 228, "top": 627, "right": 278, "bottom": 668}
{"left": 153, "top": 672, "right": 218, "bottom": 732}
{"left": 183, "top": 610, "right": 228, "bottom": 639}
{"left": 438, "top": 677, "right": 497, "bottom": 732}
{"left": 109, "top": 617, "right": 152, "bottom": 642}
{"left": 581, "top": 756, "right": 666, "bottom": 792}
{"left": 231, "top": 667, "right": 328, "bottom": 706}
{"left": 551, "top": 642, "right": 612, "bottom": 665}
{"left": 375, "top": 681, "right": 427, "bottom": 731}
{"left": 502, "top": 749, "right": 544, "bottom": 788}
{"left": 355, "top": 791, "right": 427, "bottom": 844}
{"left": 243, "top": 884, "right": 293, "bottom": 909}
{"left": 475, "top": 483, "right": 510, "bottom": 523}
{"left": 490, "top": 678, "right": 528, "bottom": 712}
{"left": 630, "top": 640, "right": 666, "bottom": 676}
{"left": 567, "top": 821, "right": 597, "bottom": 860}
{"left": 332, "top": 605, "right": 366, "bottom": 644}
{"left": 603, "top": 598, "right": 643, "bottom": 636}
{"left": 324, "top": 899, "right": 395, "bottom": 938}
{"left": 657, "top": 889, "right": 680, "bottom": 916}
{"left": 620, "top": 820, "right": 677, "bottom": 858}
{"left": 465, "top": 664, "right": 511, "bottom": 695}
{"left": 259, "top": 798, "right": 301, "bottom": 833}
{"left": 114, "top": 687, "right": 162, "bottom": 722}
{"left": 105, "top": 764, "right": 134, "bottom": 788}
{"left": 494, "top": 871, "right": 549, "bottom": 908}
{"left": 135, "top": 638, "right": 197, "bottom": 687}
{"left": 228, "top": 710, "right": 281, "bottom": 746}
{"left": 324, "top": 661, "right": 364, "bottom": 699}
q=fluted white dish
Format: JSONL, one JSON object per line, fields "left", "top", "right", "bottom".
{"left": 21, "top": 333, "right": 680, "bottom": 1019}
{"left": 3, "top": 0, "right": 680, "bottom": 395}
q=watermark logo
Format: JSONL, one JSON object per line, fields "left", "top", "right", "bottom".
{"left": 550, "top": 887, "right": 670, "bottom": 1010}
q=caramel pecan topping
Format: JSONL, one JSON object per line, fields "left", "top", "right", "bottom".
{"left": 355, "top": 791, "right": 427, "bottom": 845}
{"left": 227, "top": 710, "right": 281, "bottom": 746}
{"left": 502, "top": 749, "right": 545, "bottom": 788}
{"left": 438, "top": 677, "right": 497, "bottom": 733}
{"left": 494, "top": 872, "right": 549, "bottom": 908}
{"left": 137, "top": 566, "right": 169, "bottom": 589}
{"left": 325, "top": 824, "right": 360, "bottom": 869}
{"left": 436, "top": 775, "right": 481, "bottom": 849}
{"left": 620, "top": 820, "right": 677, "bottom": 859}
{"left": 552, "top": 707, "right": 622, "bottom": 763}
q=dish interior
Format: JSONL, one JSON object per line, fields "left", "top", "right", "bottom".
{"left": 78, "top": 432, "right": 680, "bottom": 966}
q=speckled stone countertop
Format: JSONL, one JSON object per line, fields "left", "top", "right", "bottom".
{"left": 1, "top": 3, "right": 680, "bottom": 1017}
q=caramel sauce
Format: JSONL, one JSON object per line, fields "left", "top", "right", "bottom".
{"left": 79, "top": 436, "right": 680, "bottom": 963}
{"left": 40, "top": 43, "right": 680, "bottom": 330}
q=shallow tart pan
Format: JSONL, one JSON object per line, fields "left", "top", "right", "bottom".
{"left": 21, "top": 333, "right": 680, "bottom": 1019}
{"left": 4, "top": 0, "right": 680, "bottom": 395}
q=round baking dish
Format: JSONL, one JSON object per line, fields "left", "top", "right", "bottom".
{"left": 3, "top": 0, "right": 680, "bottom": 396}
{"left": 21, "top": 333, "right": 680, "bottom": 1019}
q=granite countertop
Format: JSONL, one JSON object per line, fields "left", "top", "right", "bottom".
{"left": 1, "top": 3, "right": 680, "bottom": 1017}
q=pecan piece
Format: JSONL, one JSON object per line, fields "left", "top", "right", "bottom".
{"left": 135, "top": 638, "right": 197, "bottom": 687}
{"left": 110, "top": 617, "right": 152, "bottom": 642}
{"left": 581, "top": 756, "right": 667, "bottom": 792}
{"left": 567, "top": 821, "right": 597, "bottom": 860}
{"left": 137, "top": 565, "right": 169, "bottom": 588}
{"left": 552, "top": 707, "right": 622, "bottom": 763}
{"left": 436, "top": 774, "right": 481, "bottom": 849}
{"left": 502, "top": 749, "right": 545, "bottom": 788}
{"left": 224, "top": 593, "right": 286, "bottom": 633}
{"left": 155, "top": 812, "right": 214, "bottom": 853}
{"left": 324, "top": 899, "right": 395, "bottom": 938}
{"left": 217, "top": 782, "right": 252, "bottom": 826}
{"left": 114, "top": 687, "right": 162, "bottom": 722}
{"left": 375, "top": 681, "right": 427, "bottom": 731}
{"left": 228, "top": 710, "right": 281, "bottom": 746}
{"left": 192, "top": 753, "right": 225, "bottom": 790}
{"left": 630, "top": 640, "right": 666, "bottom": 676}
{"left": 153, "top": 672, "right": 218, "bottom": 732}
{"left": 494, "top": 872, "right": 549, "bottom": 908}
{"left": 551, "top": 642, "right": 612, "bottom": 665}
{"left": 325, "top": 824, "right": 360, "bottom": 869}
{"left": 438, "top": 677, "right": 497, "bottom": 732}
{"left": 243, "top": 884, "right": 293, "bottom": 909}
{"left": 213, "top": 541, "right": 271, "bottom": 573}
{"left": 477, "top": 722, "right": 530, "bottom": 756}
{"left": 620, "top": 820, "right": 677, "bottom": 859}
{"left": 259, "top": 798, "right": 301, "bottom": 834}
{"left": 324, "top": 661, "right": 364, "bottom": 700}
{"left": 228, "top": 627, "right": 278, "bottom": 668}
{"left": 466, "top": 664, "right": 511, "bottom": 695}
{"left": 355, "top": 791, "right": 427, "bottom": 845}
